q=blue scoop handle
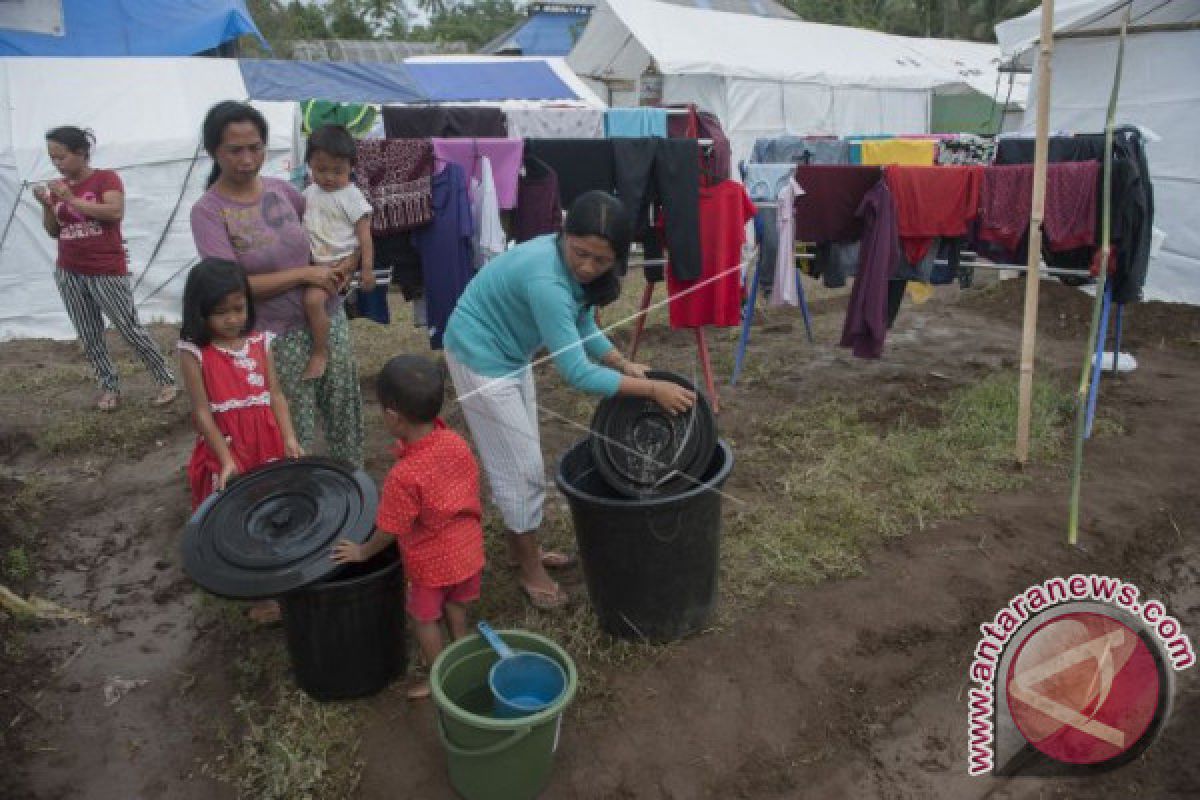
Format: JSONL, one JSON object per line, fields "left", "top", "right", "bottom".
{"left": 476, "top": 621, "right": 515, "bottom": 660}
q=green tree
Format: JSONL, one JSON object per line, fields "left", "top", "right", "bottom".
{"left": 409, "top": 0, "right": 523, "bottom": 50}
{"left": 781, "top": 0, "right": 1038, "bottom": 42}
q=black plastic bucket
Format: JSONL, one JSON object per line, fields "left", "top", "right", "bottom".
{"left": 280, "top": 548, "right": 407, "bottom": 701}
{"left": 555, "top": 439, "right": 734, "bottom": 643}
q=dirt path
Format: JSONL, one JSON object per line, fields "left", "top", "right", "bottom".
{"left": 4, "top": 281, "right": 1198, "bottom": 799}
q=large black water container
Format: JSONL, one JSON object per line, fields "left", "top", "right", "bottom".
{"left": 281, "top": 548, "right": 407, "bottom": 701}
{"left": 555, "top": 439, "right": 734, "bottom": 643}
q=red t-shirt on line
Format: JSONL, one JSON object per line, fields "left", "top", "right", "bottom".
{"left": 375, "top": 419, "right": 485, "bottom": 588}
{"left": 54, "top": 169, "right": 127, "bottom": 276}
{"left": 667, "top": 180, "right": 757, "bottom": 328}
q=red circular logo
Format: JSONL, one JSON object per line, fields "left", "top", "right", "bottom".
{"left": 1006, "top": 611, "right": 1162, "bottom": 765}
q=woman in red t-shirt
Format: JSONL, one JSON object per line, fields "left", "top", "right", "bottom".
{"left": 33, "top": 126, "right": 177, "bottom": 411}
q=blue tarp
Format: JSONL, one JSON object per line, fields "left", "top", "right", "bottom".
{"left": 0, "top": 0, "right": 265, "bottom": 56}
{"left": 239, "top": 60, "right": 426, "bottom": 104}
{"left": 506, "top": 11, "right": 590, "bottom": 56}
{"left": 406, "top": 60, "right": 577, "bottom": 103}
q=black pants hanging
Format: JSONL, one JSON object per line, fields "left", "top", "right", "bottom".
{"left": 612, "top": 138, "right": 702, "bottom": 281}
{"left": 523, "top": 139, "right": 616, "bottom": 209}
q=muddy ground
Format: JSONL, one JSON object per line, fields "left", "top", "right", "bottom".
{"left": 2, "top": 276, "right": 1198, "bottom": 799}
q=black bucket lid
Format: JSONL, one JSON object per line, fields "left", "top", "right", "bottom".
{"left": 182, "top": 457, "right": 378, "bottom": 599}
{"left": 589, "top": 370, "right": 717, "bottom": 498}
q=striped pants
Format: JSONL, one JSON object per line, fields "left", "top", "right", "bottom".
{"left": 445, "top": 350, "right": 544, "bottom": 533}
{"left": 53, "top": 269, "right": 176, "bottom": 393}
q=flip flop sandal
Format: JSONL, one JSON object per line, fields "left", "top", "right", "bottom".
{"left": 506, "top": 550, "right": 579, "bottom": 570}
{"left": 97, "top": 392, "right": 120, "bottom": 412}
{"left": 519, "top": 582, "right": 569, "bottom": 611}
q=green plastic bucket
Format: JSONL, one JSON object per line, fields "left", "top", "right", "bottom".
{"left": 431, "top": 630, "right": 578, "bottom": 800}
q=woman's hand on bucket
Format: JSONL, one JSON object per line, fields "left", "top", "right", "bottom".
{"left": 651, "top": 380, "right": 695, "bottom": 414}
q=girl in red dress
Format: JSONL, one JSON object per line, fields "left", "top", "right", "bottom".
{"left": 178, "top": 259, "right": 303, "bottom": 510}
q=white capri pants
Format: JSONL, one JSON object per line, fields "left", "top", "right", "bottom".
{"left": 445, "top": 351, "right": 545, "bottom": 533}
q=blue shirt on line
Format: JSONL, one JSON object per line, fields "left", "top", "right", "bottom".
{"left": 443, "top": 235, "right": 621, "bottom": 396}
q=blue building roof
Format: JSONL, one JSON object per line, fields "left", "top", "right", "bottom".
{"left": 483, "top": 11, "right": 591, "bottom": 57}
{"left": 0, "top": 0, "right": 265, "bottom": 57}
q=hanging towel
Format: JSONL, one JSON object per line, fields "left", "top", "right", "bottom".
{"left": 979, "top": 161, "right": 1101, "bottom": 255}
{"left": 605, "top": 108, "right": 669, "bottom": 138}
{"left": 432, "top": 138, "right": 524, "bottom": 210}
{"left": 301, "top": 100, "right": 377, "bottom": 137}
{"left": 885, "top": 165, "right": 982, "bottom": 264}
{"left": 860, "top": 139, "right": 937, "bottom": 166}
{"left": 840, "top": 180, "right": 899, "bottom": 360}
{"left": 382, "top": 105, "right": 507, "bottom": 138}
{"left": 354, "top": 139, "right": 434, "bottom": 235}
{"left": 505, "top": 107, "right": 604, "bottom": 139}
{"left": 936, "top": 135, "right": 995, "bottom": 166}
{"left": 471, "top": 156, "right": 506, "bottom": 269}
{"left": 792, "top": 165, "right": 883, "bottom": 242}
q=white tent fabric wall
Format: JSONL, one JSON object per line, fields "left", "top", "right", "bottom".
{"left": 570, "top": 0, "right": 1019, "bottom": 168}
{"left": 0, "top": 58, "right": 294, "bottom": 341}
{"left": 1000, "top": 3, "right": 1200, "bottom": 305}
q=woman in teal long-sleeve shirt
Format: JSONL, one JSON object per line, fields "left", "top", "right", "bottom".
{"left": 444, "top": 191, "right": 694, "bottom": 610}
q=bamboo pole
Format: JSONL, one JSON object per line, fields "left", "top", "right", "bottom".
{"left": 1014, "top": 0, "right": 1056, "bottom": 465}
{"left": 1068, "top": 8, "right": 1131, "bottom": 546}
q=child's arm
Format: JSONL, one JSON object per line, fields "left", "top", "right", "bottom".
{"left": 331, "top": 528, "right": 393, "bottom": 564}
{"left": 355, "top": 215, "right": 375, "bottom": 289}
{"left": 265, "top": 340, "right": 303, "bottom": 458}
{"left": 180, "top": 350, "right": 240, "bottom": 490}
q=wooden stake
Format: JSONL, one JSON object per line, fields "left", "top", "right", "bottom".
{"left": 1068, "top": 8, "right": 1130, "bottom": 546}
{"left": 1015, "top": 0, "right": 1056, "bottom": 465}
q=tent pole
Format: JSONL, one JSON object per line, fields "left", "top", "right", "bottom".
{"left": 1068, "top": 7, "right": 1131, "bottom": 546}
{"left": 1014, "top": 0, "right": 1056, "bottom": 465}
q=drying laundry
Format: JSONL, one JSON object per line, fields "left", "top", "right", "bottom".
{"left": 884, "top": 165, "right": 982, "bottom": 264}
{"left": 431, "top": 138, "right": 524, "bottom": 210}
{"left": 666, "top": 181, "right": 756, "bottom": 329}
{"left": 353, "top": 138, "right": 434, "bottom": 235}
{"left": 792, "top": 165, "right": 882, "bottom": 242}
{"left": 840, "top": 181, "right": 900, "bottom": 360}
{"left": 382, "top": 105, "right": 507, "bottom": 138}
{"left": 411, "top": 162, "right": 473, "bottom": 350}
{"left": 612, "top": 138, "right": 702, "bottom": 280}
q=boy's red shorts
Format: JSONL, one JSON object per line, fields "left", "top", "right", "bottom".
{"left": 407, "top": 570, "right": 482, "bottom": 622}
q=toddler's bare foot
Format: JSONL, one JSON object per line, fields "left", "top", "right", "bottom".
{"left": 301, "top": 352, "right": 328, "bottom": 381}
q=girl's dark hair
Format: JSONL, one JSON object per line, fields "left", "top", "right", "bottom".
{"left": 377, "top": 355, "right": 444, "bottom": 423}
{"left": 45, "top": 126, "right": 95, "bottom": 158}
{"left": 305, "top": 124, "right": 357, "bottom": 165}
{"left": 202, "top": 101, "right": 269, "bottom": 188}
{"left": 180, "top": 259, "right": 255, "bottom": 346}
{"left": 563, "top": 191, "right": 630, "bottom": 308}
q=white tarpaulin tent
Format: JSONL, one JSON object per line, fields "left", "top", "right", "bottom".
{"left": 568, "top": 0, "right": 1022, "bottom": 164}
{"left": 996, "top": 0, "right": 1200, "bottom": 304}
{"left": 0, "top": 58, "right": 293, "bottom": 340}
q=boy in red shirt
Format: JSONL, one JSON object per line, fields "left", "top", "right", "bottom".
{"left": 333, "top": 355, "right": 485, "bottom": 698}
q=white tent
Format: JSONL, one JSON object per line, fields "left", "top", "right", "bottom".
{"left": 0, "top": 57, "right": 294, "bottom": 341}
{"left": 995, "top": 1, "right": 1200, "bottom": 304}
{"left": 568, "top": 0, "right": 1023, "bottom": 164}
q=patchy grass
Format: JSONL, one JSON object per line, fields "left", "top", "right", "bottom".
{"left": 0, "top": 473, "right": 45, "bottom": 592}
{"left": 35, "top": 404, "right": 183, "bottom": 457}
{"left": 723, "top": 376, "right": 1073, "bottom": 599}
{"left": 205, "top": 630, "right": 364, "bottom": 800}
